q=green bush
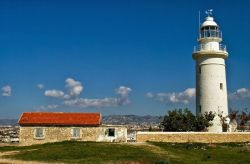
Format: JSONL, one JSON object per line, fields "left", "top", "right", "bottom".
{"left": 161, "top": 108, "right": 215, "bottom": 132}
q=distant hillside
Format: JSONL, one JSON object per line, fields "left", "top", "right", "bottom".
{"left": 0, "top": 119, "right": 18, "bottom": 126}
{"left": 0, "top": 115, "right": 163, "bottom": 126}
{"left": 102, "top": 115, "right": 163, "bottom": 125}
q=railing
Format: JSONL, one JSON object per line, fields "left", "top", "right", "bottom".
{"left": 193, "top": 44, "right": 227, "bottom": 52}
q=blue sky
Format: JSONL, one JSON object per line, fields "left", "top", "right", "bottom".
{"left": 1, "top": 0, "right": 250, "bottom": 118}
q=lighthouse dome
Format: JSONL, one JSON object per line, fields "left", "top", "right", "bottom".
{"left": 201, "top": 16, "right": 218, "bottom": 27}
{"left": 199, "top": 15, "right": 221, "bottom": 41}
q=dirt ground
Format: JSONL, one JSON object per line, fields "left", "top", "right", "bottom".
{"left": 0, "top": 150, "right": 53, "bottom": 164}
{"left": 0, "top": 143, "right": 19, "bottom": 147}
{"left": 0, "top": 148, "right": 53, "bottom": 164}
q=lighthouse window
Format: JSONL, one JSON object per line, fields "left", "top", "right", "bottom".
{"left": 200, "top": 26, "right": 219, "bottom": 38}
{"left": 211, "top": 30, "right": 216, "bottom": 37}
{"left": 199, "top": 105, "right": 202, "bottom": 113}
{"left": 220, "top": 83, "right": 223, "bottom": 90}
{"left": 199, "top": 66, "right": 201, "bottom": 74}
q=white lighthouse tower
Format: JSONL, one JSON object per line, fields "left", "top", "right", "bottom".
{"left": 192, "top": 10, "right": 229, "bottom": 132}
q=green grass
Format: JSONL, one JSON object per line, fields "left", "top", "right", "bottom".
{"left": 0, "top": 141, "right": 249, "bottom": 164}
{"left": 0, "top": 141, "right": 166, "bottom": 163}
{"left": 150, "top": 142, "right": 250, "bottom": 164}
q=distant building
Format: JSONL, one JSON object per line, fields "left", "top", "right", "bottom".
{"left": 18, "top": 112, "right": 127, "bottom": 145}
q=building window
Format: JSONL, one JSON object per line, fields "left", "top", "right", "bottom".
{"left": 220, "top": 83, "right": 223, "bottom": 90}
{"left": 199, "top": 105, "right": 202, "bottom": 113}
{"left": 199, "top": 66, "right": 201, "bottom": 74}
{"left": 34, "top": 128, "right": 44, "bottom": 139}
{"left": 72, "top": 128, "right": 80, "bottom": 138}
{"left": 108, "top": 128, "right": 115, "bottom": 137}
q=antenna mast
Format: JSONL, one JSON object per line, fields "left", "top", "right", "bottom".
{"left": 198, "top": 11, "right": 201, "bottom": 38}
{"left": 199, "top": 10, "right": 201, "bottom": 27}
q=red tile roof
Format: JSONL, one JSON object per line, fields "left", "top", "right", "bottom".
{"left": 18, "top": 112, "right": 101, "bottom": 126}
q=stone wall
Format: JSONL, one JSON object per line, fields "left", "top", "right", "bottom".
{"left": 20, "top": 125, "right": 127, "bottom": 145}
{"left": 137, "top": 132, "right": 250, "bottom": 143}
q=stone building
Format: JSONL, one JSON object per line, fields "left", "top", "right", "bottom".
{"left": 18, "top": 112, "right": 127, "bottom": 145}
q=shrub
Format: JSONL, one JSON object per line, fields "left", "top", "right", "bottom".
{"left": 161, "top": 108, "right": 215, "bottom": 132}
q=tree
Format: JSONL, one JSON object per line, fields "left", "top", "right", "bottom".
{"left": 228, "top": 108, "right": 250, "bottom": 131}
{"left": 239, "top": 110, "right": 249, "bottom": 131}
{"left": 161, "top": 108, "right": 215, "bottom": 132}
{"left": 228, "top": 110, "right": 238, "bottom": 120}
{"left": 218, "top": 112, "right": 229, "bottom": 132}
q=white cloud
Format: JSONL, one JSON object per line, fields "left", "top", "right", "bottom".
{"left": 146, "top": 88, "right": 195, "bottom": 104}
{"left": 64, "top": 98, "right": 118, "bottom": 108}
{"left": 37, "top": 84, "right": 45, "bottom": 89}
{"left": 146, "top": 92, "right": 154, "bottom": 98}
{"left": 2, "top": 85, "right": 11, "bottom": 97}
{"left": 64, "top": 86, "right": 132, "bottom": 108}
{"left": 36, "top": 104, "right": 59, "bottom": 111}
{"left": 147, "top": 87, "right": 250, "bottom": 104}
{"left": 116, "top": 86, "right": 132, "bottom": 96}
{"left": 184, "top": 88, "right": 196, "bottom": 98}
{"left": 44, "top": 90, "right": 64, "bottom": 98}
{"left": 116, "top": 86, "right": 132, "bottom": 105}
{"left": 42, "top": 77, "right": 132, "bottom": 108}
{"left": 43, "top": 78, "right": 83, "bottom": 99}
{"left": 65, "top": 78, "right": 83, "bottom": 98}
{"left": 229, "top": 88, "right": 250, "bottom": 100}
